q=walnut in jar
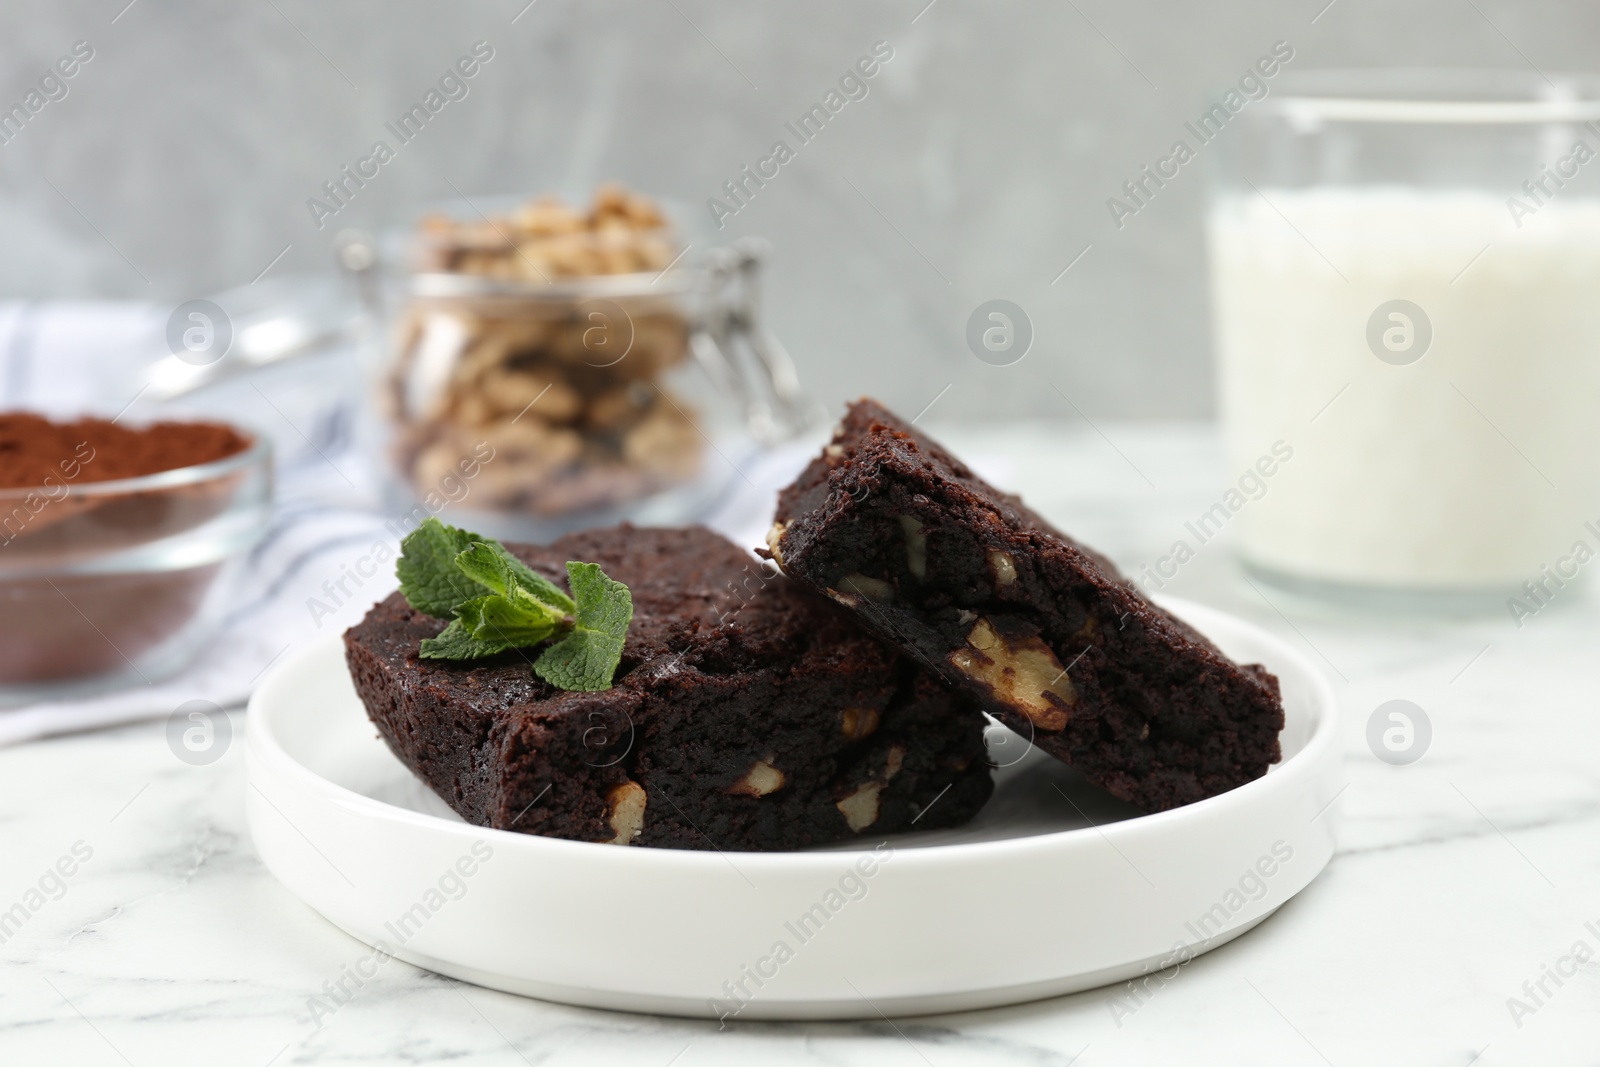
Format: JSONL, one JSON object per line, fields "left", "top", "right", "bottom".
{"left": 389, "top": 184, "right": 707, "bottom": 518}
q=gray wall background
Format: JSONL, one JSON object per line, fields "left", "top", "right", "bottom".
{"left": 2, "top": 0, "right": 1596, "bottom": 419}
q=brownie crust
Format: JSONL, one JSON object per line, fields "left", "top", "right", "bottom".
{"left": 767, "top": 400, "right": 1285, "bottom": 813}
{"left": 345, "top": 525, "right": 993, "bottom": 850}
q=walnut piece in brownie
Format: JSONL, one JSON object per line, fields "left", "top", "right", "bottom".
{"left": 765, "top": 399, "right": 1284, "bottom": 813}
{"left": 345, "top": 525, "right": 992, "bottom": 851}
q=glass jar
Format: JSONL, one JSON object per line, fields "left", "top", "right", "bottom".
{"left": 340, "top": 188, "right": 810, "bottom": 541}
{"left": 1210, "top": 71, "right": 1600, "bottom": 608}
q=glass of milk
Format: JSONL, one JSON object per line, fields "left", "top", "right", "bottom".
{"left": 1210, "top": 71, "right": 1600, "bottom": 610}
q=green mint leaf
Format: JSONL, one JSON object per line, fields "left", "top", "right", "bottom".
{"left": 396, "top": 518, "right": 491, "bottom": 618}
{"left": 455, "top": 594, "right": 563, "bottom": 647}
{"left": 454, "top": 540, "right": 576, "bottom": 614}
{"left": 418, "top": 594, "right": 560, "bottom": 661}
{"left": 420, "top": 618, "right": 524, "bottom": 659}
{"left": 533, "top": 561, "right": 633, "bottom": 692}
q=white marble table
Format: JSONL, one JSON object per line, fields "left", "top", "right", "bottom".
{"left": 3, "top": 423, "right": 1596, "bottom": 1066}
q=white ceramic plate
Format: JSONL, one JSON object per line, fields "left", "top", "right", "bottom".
{"left": 247, "top": 597, "right": 1340, "bottom": 1020}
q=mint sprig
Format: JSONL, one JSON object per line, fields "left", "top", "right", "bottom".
{"left": 396, "top": 518, "right": 633, "bottom": 692}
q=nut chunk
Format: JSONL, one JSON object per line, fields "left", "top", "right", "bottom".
{"left": 346, "top": 525, "right": 993, "bottom": 851}
{"left": 765, "top": 399, "right": 1285, "bottom": 813}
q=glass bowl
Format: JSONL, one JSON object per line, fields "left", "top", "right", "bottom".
{"left": 0, "top": 429, "right": 272, "bottom": 704}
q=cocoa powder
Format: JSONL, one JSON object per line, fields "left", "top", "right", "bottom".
{"left": 0, "top": 413, "right": 249, "bottom": 488}
{"left": 0, "top": 413, "right": 258, "bottom": 688}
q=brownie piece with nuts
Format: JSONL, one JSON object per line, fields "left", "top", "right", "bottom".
{"left": 765, "top": 400, "right": 1284, "bottom": 813}
{"left": 345, "top": 524, "right": 992, "bottom": 851}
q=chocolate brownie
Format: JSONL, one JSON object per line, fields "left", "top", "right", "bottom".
{"left": 765, "top": 399, "right": 1284, "bottom": 812}
{"left": 345, "top": 524, "right": 993, "bottom": 851}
